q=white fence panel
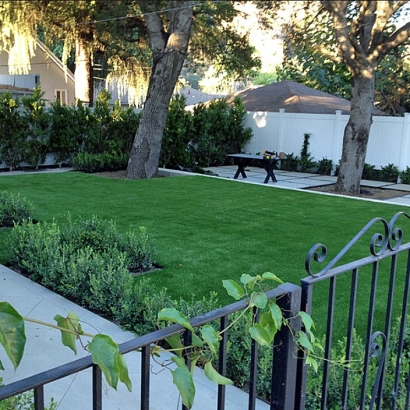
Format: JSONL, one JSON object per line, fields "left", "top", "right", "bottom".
{"left": 244, "top": 111, "right": 410, "bottom": 172}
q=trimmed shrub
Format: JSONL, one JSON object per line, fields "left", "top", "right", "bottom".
{"left": 161, "top": 94, "right": 195, "bottom": 169}
{"left": 191, "top": 97, "right": 252, "bottom": 167}
{"left": 0, "top": 191, "right": 35, "bottom": 227}
{"left": 70, "top": 152, "right": 128, "bottom": 172}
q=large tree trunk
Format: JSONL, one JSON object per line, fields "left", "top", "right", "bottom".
{"left": 334, "top": 74, "right": 375, "bottom": 195}
{"left": 126, "top": 2, "right": 194, "bottom": 179}
{"left": 75, "top": 37, "right": 93, "bottom": 106}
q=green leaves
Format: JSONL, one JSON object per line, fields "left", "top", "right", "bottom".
{"left": 201, "top": 325, "right": 221, "bottom": 356}
{"left": 222, "top": 279, "right": 244, "bottom": 300}
{"left": 0, "top": 302, "right": 26, "bottom": 370}
{"left": 87, "top": 334, "right": 132, "bottom": 392}
{"left": 54, "top": 311, "right": 82, "bottom": 354}
{"left": 158, "top": 308, "right": 193, "bottom": 332}
{"left": 204, "top": 362, "right": 233, "bottom": 385}
{"left": 171, "top": 356, "right": 195, "bottom": 409}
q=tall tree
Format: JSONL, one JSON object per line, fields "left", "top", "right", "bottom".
{"left": 322, "top": 1, "right": 410, "bottom": 194}
{"left": 126, "top": 1, "right": 260, "bottom": 179}
{"left": 0, "top": 0, "right": 150, "bottom": 106}
{"left": 262, "top": 1, "right": 410, "bottom": 194}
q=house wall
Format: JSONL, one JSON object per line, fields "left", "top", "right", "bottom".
{"left": 0, "top": 43, "right": 75, "bottom": 105}
{"left": 243, "top": 110, "right": 410, "bottom": 172}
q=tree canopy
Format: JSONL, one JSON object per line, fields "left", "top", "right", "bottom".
{"left": 277, "top": 1, "right": 410, "bottom": 115}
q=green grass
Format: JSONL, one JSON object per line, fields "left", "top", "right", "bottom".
{"left": 0, "top": 171, "right": 408, "bottom": 339}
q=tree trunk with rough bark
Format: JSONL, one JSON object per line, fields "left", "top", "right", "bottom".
{"left": 126, "top": 2, "right": 194, "bottom": 179}
{"left": 75, "top": 37, "right": 93, "bottom": 106}
{"left": 335, "top": 74, "right": 375, "bottom": 194}
{"left": 321, "top": 1, "right": 410, "bottom": 195}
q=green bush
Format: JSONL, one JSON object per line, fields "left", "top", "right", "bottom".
{"left": 0, "top": 92, "right": 26, "bottom": 170}
{"left": 70, "top": 151, "right": 128, "bottom": 172}
{"left": 191, "top": 97, "right": 252, "bottom": 167}
{"left": 161, "top": 94, "right": 195, "bottom": 169}
{"left": 8, "top": 216, "right": 157, "bottom": 292}
{"left": 380, "top": 163, "right": 400, "bottom": 183}
{"left": 280, "top": 152, "right": 299, "bottom": 171}
{"left": 21, "top": 88, "right": 51, "bottom": 169}
{"left": 298, "top": 133, "right": 316, "bottom": 172}
{"left": 49, "top": 100, "right": 81, "bottom": 165}
{"left": 0, "top": 191, "right": 35, "bottom": 227}
{"left": 317, "top": 157, "right": 333, "bottom": 175}
{"left": 0, "top": 377, "right": 57, "bottom": 409}
{"left": 361, "top": 163, "right": 377, "bottom": 180}
{"left": 400, "top": 166, "right": 410, "bottom": 184}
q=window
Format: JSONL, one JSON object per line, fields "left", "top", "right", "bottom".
{"left": 55, "top": 89, "right": 67, "bottom": 105}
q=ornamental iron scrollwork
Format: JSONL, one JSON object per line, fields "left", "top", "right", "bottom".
{"left": 369, "top": 331, "right": 387, "bottom": 410}
{"left": 305, "top": 212, "right": 410, "bottom": 277}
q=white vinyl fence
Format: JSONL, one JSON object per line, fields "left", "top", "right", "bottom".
{"left": 243, "top": 110, "right": 410, "bottom": 173}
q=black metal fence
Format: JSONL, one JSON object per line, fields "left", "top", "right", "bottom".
{"left": 1, "top": 212, "right": 410, "bottom": 409}
{"left": 0, "top": 284, "right": 303, "bottom": 410}
{"left": 300, "top": 212, "right": 410, "bottom": 410}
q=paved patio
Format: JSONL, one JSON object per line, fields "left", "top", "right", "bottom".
{"left": 200, "top": 165, "right": 410, "bottom": 206}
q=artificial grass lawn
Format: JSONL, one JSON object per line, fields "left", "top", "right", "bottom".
{"left": 0, "top": 171, "right": 408, "bottom": 339}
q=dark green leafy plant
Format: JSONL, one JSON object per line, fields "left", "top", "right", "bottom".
{"left": 49, "top": 100, "right": 81, "bottom": 165}
{"left": 21, "top": 87, "right": 51, "bottom": 169}
{"left": 191, "top": 97, "right": 252, "bottom": 167}
{"left": 280, "top": 152, "right": 299, "bottom": 171}
{"left": 0, "top": 92, "right": 26, "bottom": 170}
{"left": 361, "top": 163, "right": 377, "bottom": 180}
{"left": 380, "top": 163, "right": 399, "bottom": 183}
{"left": 161, "top": 94, "right": 195, "bottom": 169}
{"left": 7, "top": 216, "right": 157, "bottom": 298}
{"left": 400, "top": 166, "right": 410, "bottom": 184}
{"left": 317, "top": 157, "right": 333, "bottom": 175}
{"left": 298, "top": 133, "right": 316, "bottom": 173}
{"left": 70, "top": 151, "right": 128, "bottom": 172}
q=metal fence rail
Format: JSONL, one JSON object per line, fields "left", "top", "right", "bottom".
{"left": 0, "top": 284, "right": 301, "bottom": 410}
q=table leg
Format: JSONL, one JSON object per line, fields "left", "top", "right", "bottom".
{"left": 263, "top": 160, "right": 278, "bottom": 183}
{"left": 233, "top": 158, "right": 250, "bottom": 179}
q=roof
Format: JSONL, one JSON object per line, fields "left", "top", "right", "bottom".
{"left": 226, "top": 80, "right": 386, "bottom": 116}
{"left": 177, "top": 87, "right": 224, "bottom": 106}
{"left": 35, "top": 39, "right": 75, "bottom": 83}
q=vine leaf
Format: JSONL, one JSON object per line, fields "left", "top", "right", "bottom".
{"left": 259, "top": 311, "right": 278, "bottom": 341}
{"left": 158, "top": 308, "right": 193, "bottom": 332}
{"left": 269, "top": 302, "right": 283, "bottom": 330}
{"left": 249, "top": 323, "right": 272, "bottom": 346}
{"left": 201, "top": 325, "right": 220, "bottom": 355}
{"left": 262, "top": 272, "right": 284, "bottom": 284}
{"left": 222, "top": 279, "right": 245, "bottom": 300}
{"left": 204, "top": 362, "right": 233, "bottom": 385}
{"left": 87, "top": 334, "right": 132, "bottom": 392}
{"left": 165, "top": 334, "right": 184, "bottom": 356}
{"left": 54, "top": 311, "right": 81, "bottom": 354}
{"left": 171, "top": 356, "right": 195, "bottom": 409}
{"left": 0, "top": 301, "right": 26, "bottom": 370}
{"left": 299, "top": 311, "right": 315, "bottom": 334}
{"left": 250, "top": 291, "right": 268, "bottom": 308}
{"left": 240, "top": 273, "right": 260, "bottom": 290}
